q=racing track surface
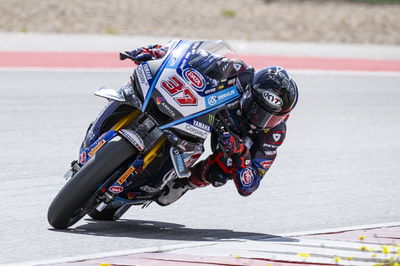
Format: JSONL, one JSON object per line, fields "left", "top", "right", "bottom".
{"left": 0, "top": 69, "right": 399, "bottom": 264}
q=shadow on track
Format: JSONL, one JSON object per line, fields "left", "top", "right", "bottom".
{"left": 49, "top": 218, "right": 297, "bottom": 242}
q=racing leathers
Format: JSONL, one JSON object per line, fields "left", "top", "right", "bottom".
{"left": 126, "top": 43, "right": 288, "bottom": 204}
{"left": 188, "top": 104, "right": 288, "bottom": 197}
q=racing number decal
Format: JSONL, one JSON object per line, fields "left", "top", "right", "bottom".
{"left": 161, "top": 76, "right": 182, "bottom": 96}
{"left": 161, "top": 75, "right": 198, "bottom": 106}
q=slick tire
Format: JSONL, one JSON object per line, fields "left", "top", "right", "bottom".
{"left": 47, "top": 136, "right": 136, "bottom": 229}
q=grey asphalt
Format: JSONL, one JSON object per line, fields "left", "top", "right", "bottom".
{"left": 0, "top": 69, "right": 399, "bottom": 264}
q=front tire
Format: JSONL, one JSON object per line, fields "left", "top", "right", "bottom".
{"left": 47, "top": 136, "right": 136, "bottom": 229}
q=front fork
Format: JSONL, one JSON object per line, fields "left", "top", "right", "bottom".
{"left": 80, "top": 110, "right": 166, "bottom": 210}
{"left": 95, "top": 136, "right": 166, "bottom": 212}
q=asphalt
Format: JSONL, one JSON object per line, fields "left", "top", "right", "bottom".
{"left": 1, "top": 32, "right": 399, "bottom": 266}
{"left": 27, "top": 223, "right": 400, "bottom": 266}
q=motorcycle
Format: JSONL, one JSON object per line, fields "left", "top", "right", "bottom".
{"left": 47, "top": 40, "right": 243, "bottom": 229}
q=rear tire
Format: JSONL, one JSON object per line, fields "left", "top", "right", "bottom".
{"left": 47, "top": 136, "right": 136, "bottom": 229}
{"left": 88, "top": 204, "right": 131, "bottom": 221}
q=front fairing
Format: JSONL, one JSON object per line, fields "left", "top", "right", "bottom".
{"left": 135, "top": 40, "right": 241, "bottom": 140}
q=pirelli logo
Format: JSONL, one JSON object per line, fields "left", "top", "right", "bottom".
{"left": 88, "top": 140, "right": 106, "bottom": 157}
{"left": 117, "top": 166, "right": 135, "bottom": 185}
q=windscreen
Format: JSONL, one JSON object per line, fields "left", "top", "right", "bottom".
{"left": 187, "top": 40, "right": 238, "bottom": 84}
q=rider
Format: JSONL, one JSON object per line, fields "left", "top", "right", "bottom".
{"left": 125, "top": 43, "right": 299, "bottom": 205}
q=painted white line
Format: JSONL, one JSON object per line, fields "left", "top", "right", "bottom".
{"left": 3, "top": 242, "right": 218, "bottom": 266}
{"left": 171, "top": 244, "right": 381, "bottom": 266}
{"left": 9, "top": 222, "right": 400, "bottom": 266}
{"left": 277, "top": 221, "right": 400, "bottom": 238}
{"left": 291, "top": 69, "right": 400, "bottom": 77}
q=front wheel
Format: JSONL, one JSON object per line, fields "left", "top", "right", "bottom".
{"left": 47, "top": 136, "right": 136, "bottom": 229}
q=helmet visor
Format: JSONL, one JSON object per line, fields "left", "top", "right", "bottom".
{"left": 244, "top": 99, "right": 286, "bottom": 129}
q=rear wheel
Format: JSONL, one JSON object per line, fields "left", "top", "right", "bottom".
{"left": 47, "top": 136, "right": 136, "bottom": 229}
{"left": 88, "top": 204, "right": 132, "bottom": 221}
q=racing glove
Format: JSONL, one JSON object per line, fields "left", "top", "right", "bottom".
{"left": 124, "top": 44, "right": 166, "bottom": 64}
{"left": 218, "top": 133, "right": 258, "bottom": 195}
{"left": 218, "top": 132, "right": 245, "bottom": 156}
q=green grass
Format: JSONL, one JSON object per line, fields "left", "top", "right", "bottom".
{"left": 106, "top": 28, "right": 117, "bottom": 35}
{"left": 221, "top": 9, "right": 236, "bottom": 18}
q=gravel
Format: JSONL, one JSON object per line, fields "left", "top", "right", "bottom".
{"left": 0, "top": 0, "right": 399, "bottom": 45}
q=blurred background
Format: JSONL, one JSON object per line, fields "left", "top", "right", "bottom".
{"left": 0, "top": 0, "right": 399, "bottom": 45}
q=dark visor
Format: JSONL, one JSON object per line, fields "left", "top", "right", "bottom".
{"left": 245, "top": 100, "right": 286, "bottom": 129}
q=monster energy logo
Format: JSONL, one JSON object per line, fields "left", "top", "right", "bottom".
{"left": 208, "top": 114, "right": 215, "bottom": 125}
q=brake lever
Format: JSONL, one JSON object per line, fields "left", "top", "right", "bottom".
{"left": 119, "top": 52, "right": 134, "bottom": 61}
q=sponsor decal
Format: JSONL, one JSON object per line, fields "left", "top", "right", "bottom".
{"left": 208, "top": 114, "right": 215, "bottom": 125}
{"left": 136, "top": 65, "right": 150, "bottom": 93}
{"left": 227, "top": 78, "right": 236, "bottom": 86}
{"left": 208, "top": 96, "right": 217, "bottom": 106}
{"left": 174, "top": 149, "right": 186, "bottom": 172}
{"left": 161, "top": 75, "right": 198, "bottom": 106}
{"left": 264, "top": 150, "right": 277, "bottom": 156}
{"left": 192, "top": 120, "right": 210, "bottom": 131}
{"left": 79, "top": 151, "right": 86, "bottom": 164}
{"left": 233, "top": 63, "right": 243, "bottom": 71}
{"left": 160, "top": 102, "right": 176, "bottom": 117}
{"left": 119, "top": 129, "right": 144, "bottom": 151}
{"left": 273, "top": 133, "right": 281, "bottom": 142}
{"left": 183, "top": 68, "right": 206, "bottom": 91}
{"left": 88, "top": 139, "right": 106, "bottom": 157}
{"left": 263, "top": 143, "right": 278, "bottom": 149}
{"left": 109, "top": 185, "right": 124, "bottom": 194}
{"left": 226, "top": 158, "right": 233, "bottom": 167}
{"left": 263, "top": 91, "right": 283, "bottom": 107}
{"left": 156, "top": 97, "right": 165, "bottom": 105}
{"left": 206, "top": 87, "right": 238, "bottom": 107}
{"left": 142, "top": 63, "right": 153, "bottom": 80}
{"left": 240, "top": 168, "right": 253, "bottom": 186}
{"left": 117, "top": 166, "right": 135, "bottom": 185}
{"left": 136, "top": 65, "right": 146, "bottom": 83}
{"left": 204, "top": 88, "right": 216, "bottom": 95}
{"left": 140, "top": 185, "right": 160, "bottom": 193}
{"left": 260, "top": 160, "right": 273, "bottom": 169}
{"left": 185, "top": 124, "right": 208, "bottom": 138}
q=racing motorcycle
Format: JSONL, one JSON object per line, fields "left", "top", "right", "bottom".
{"left": 47, "top": 40, "right": 243, "bottom": 229}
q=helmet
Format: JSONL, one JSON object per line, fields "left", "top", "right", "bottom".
{"left": 241, "top": 66, "right": 298, "bottom": 130}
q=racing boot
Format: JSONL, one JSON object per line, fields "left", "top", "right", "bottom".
{"left": 156, "top": 162, "right": 210, "bottom": 206}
